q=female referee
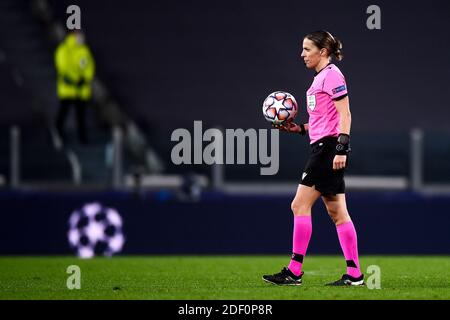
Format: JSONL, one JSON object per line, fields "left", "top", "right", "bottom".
{"left": 262, "top": 30, "right": 364, "bottom": 286}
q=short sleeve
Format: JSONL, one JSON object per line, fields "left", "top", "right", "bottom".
{"left": 323, "top": 69, "right": 348, "bottom": 100}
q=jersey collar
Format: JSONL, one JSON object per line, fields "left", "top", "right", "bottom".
{"left": 314, "top": 62, "right": 332, "bottom": 76}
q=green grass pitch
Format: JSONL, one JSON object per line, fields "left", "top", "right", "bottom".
{"left": 1, "top": 256, "right": 450, "bottom": 300}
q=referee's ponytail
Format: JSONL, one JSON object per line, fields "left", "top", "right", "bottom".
{"left": 304, "top": 30, "right": 344, "bottom": 61}
{"left": 332, "top": 36, "right": 343, "bottom": 61}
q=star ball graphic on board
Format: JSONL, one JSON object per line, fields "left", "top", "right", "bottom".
{"left": 67, "top": 202, "right": 125, "bottom": 258}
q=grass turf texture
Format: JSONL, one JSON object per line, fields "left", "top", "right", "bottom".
{"left": 1, "top": 256, "right": 449, "bottom": 300}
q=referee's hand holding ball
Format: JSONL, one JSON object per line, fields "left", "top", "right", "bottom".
{"left": 272, "top": 119, "right": 307, "bottom": 134}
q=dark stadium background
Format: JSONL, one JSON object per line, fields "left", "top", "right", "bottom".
{"left": 1, "top": 0, "right": 449, "bottom": 255}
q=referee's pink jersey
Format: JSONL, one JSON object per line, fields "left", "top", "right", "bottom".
{"left": 306, "top": 63, "right": 348, "bottom": 144}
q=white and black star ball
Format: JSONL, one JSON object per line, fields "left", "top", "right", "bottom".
{"left": 67, "top": 202, "right": 125, "bottom": 258}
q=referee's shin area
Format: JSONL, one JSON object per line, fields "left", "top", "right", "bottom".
{"left": 1, "top": 255, "right": 449, "bottom": 299}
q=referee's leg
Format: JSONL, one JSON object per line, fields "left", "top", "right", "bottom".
{"left": 321, "top": 193, "right": 350, "bottom": 225}
{"left": 322, "top": 193, "right": 362, "bottom": 279}
{"left": 286, "top": 184, "right": 321, "bottom": 276}
{"left": 291, "top": 184, "right": 321, "bottom": 216}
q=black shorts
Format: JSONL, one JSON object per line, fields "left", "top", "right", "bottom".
{"left": 300, "top": 136, "right": 347, "bottom": 195}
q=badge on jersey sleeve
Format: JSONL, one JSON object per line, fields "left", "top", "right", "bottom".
{"left": 332, "top": 85, "right": 346, "bottom": 94}
{"left": 307, "top": 94, "right": 316, "bottom": 111}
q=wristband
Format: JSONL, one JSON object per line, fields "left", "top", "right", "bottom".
{"left": 336, "top": 133, "right": 351, "bottom": 155}
{"left": 298, "top": 124, "right": 306, "bottom": 136}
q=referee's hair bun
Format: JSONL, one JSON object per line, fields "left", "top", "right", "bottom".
{"left": 333, "top": 37, "right": 344, "bottom": 61}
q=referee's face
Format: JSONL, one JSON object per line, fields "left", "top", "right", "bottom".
{"left": 301, "top": 38, "right": 321, "bottom": 69}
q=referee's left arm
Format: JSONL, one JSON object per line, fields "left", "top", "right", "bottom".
{"left": 333, "top": 96, "right": 351, "bottom": 135}
{"left": 333, "top": 96, "right": 351, "bottom": 170}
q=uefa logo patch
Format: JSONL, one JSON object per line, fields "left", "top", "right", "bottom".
{"left": 332, "top": 85, "right": 346, "bottom": 94}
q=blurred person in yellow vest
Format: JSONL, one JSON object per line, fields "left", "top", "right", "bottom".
{"left": 55, "top": 30, "right": 95, "bottom": 144}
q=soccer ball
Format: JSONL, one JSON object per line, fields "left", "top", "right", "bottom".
{"left": 262, "top": 91, "right": 298, "bottom": 125}
{"left": 67, "top": 202, "right": 125, "bottom": 259}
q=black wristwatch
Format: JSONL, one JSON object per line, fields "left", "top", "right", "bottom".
{"left": 336, "top": 133, "right": 351, "bottom": 155}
